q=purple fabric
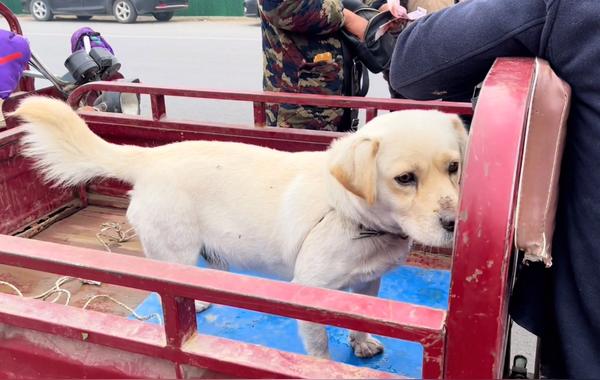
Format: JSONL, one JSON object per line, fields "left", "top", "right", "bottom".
{"left": 70, "top": 27, "right": 114, "bottom": 54}
{"left": 0, "top": 29, "right": 31, "bottom": 100}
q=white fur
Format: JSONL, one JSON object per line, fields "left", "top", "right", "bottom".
{"left": 13, "top": 97, "right": 466, "bottom": 359}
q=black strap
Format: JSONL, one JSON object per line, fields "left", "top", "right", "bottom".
{"left": 305, "top": 209, "right": 409, "bottom": 242}
{"left": 340, "top": 40, "right": 366, "bottom": 131}
{"left": 357, "top": 61, "right": 370, "bottom": 97}
{"left": 353, "top": 224, "right": 409, "bottom": 240}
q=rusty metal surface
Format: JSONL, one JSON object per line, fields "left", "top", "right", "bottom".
{"left": 445, "top": 58, "right": 536, "bottom": 378}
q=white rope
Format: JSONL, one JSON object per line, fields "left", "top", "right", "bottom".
{"left": 82, "top": 295, "right": 162, "bottom": 324}
{"left": 1, "top": 277, "right": 161, "bottom": 324}
{"left": 96, "top": 222, "right": 137, "bottom": 253}
{"left": 0, "top": 281, "right": 24, "bottom": 297}
{"left": 32, "top": 276, "right": 74, "bottom": 305}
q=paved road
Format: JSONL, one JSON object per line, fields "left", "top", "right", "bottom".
{"left": 14, "top": 15, "right": 391, "bottom": 125}
{"left": 9, "top": 14, "right": 538, "bottom": 374}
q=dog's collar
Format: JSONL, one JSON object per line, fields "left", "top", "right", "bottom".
{"left": 310, "top": 210, "right": 409, "bottom": 241}
{"left": 354, "top": 224, "right": 409, "bottom": 240}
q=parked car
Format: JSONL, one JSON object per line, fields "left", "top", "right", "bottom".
{"left": 244, "top": 0, "right": 258, "bottom": 17}
{"left": 22, "top": 0, "right": 189, "bottom": 23}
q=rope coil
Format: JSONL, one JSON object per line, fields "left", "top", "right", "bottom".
{"left": 96, "top": 222, "right": 137, "bottom": 253}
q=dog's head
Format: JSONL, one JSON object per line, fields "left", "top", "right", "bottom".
{"left": 328, "top": 110, "right": 468, "bottom": 248}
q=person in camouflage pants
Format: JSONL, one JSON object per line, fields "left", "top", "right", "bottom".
{"left": 259, "top": 0, "right": 389, "bottom": 131}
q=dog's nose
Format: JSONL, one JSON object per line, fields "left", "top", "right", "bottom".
{"left": 439, "top": 217, "right": 455, "bottom": 232}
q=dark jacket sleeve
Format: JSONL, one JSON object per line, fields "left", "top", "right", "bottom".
{"left": 259, "top": 0, "right": 345, "bottom": 35}
{"left": 389, "top": 0, "right": 546, "bottom": 100}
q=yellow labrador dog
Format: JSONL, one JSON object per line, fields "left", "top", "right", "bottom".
{"left": 13, "top": 97, "right": 467, "bottom": 359}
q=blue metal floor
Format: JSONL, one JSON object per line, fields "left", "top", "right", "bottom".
{"left": 132, "top": 261, "right": 450, "bottom": 378}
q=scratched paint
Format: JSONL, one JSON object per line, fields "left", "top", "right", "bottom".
{"left": 132, "top": 261, "right": 451, "bottom": 378}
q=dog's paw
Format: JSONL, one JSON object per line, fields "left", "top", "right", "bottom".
{"left": 350, "top": 335, "right": 384, "bottom": 358}
{"left": 194, "top": 300, "right": 211, "bottom": 313}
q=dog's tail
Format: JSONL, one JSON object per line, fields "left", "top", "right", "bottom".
{"left": 12, "top": 96, "right": 147, "bottom": 186}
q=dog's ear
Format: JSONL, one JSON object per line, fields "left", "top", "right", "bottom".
{"left": 450, "top": 115, "right": 468, "bottom": 160}
{"left": 329, "top": 137, "right": 380, "bottom": 205}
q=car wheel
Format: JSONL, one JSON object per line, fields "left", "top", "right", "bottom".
{"left": 113, "top": 0, "right": 137, "bottom": 23}
{"left": 30, "top": 0, "right": 53, "bottom": 21}
{"left": 152, "top": 12, "right": 174, "bottom": 22}
{"left": 76, "top": 15, "right": 93, "bottom": 20}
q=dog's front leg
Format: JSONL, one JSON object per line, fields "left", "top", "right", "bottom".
{"left": 292, "top": 274, "right": 339, "bottom": 359}
{"left": 297, "top": 320, "right": 330, "bottom": 359}
{"left": 349, "top": 279, "right": 384, "bottom": 358}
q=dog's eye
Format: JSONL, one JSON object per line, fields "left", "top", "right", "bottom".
{"left": 395, "top": 173, "right": 417, "bottom": 186}
{"left": 448, "top": 161, "right": 459, "bottom": 174}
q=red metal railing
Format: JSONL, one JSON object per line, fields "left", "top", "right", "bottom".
{"left": 444, "top": 58, "right": 534, "bottom": 378}
{"left": 0, "top": 236, "right": 443, "bottom": 379}
{"left": 67, "top": 82, "right": 473, "bottom": 126}
{"left": 0, "top": 58, "right": 538, "bottom": 378}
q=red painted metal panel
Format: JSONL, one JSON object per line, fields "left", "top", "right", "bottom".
{"left": 81, "top": 113, "right": 339, "bottom": 151}
{"left": 162, "top": 296, "right": 197, "bottom": 348}
{"left": 253, "top": 101, "right": 267, "bottom": 127}
{"left": 0, "top": 332, "right": 174, "bottom": 379}
{"left": 445, "top": 58, "right": 535, "bottom": 378}
{"left": 0, "top": 294, "right": 399, "bottom": 378}
{"left": 150, "top": 94, "right": 167, "bottom": 120}
{"left": 0, "top": 128, "right": 79, "bottom": 235}
{"left": 366, "top": 107, "right": 378, "bottom": 122}
{"left": 422, "top": 332, "right": 446, "bottom": 380}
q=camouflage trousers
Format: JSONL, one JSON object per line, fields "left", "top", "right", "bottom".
{"left": 265, "top": 103, "right": 344, "bottom": 132}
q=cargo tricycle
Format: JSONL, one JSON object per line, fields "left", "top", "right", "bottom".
{"left": 0, "top": 4, "right": 569, "bottom": 378}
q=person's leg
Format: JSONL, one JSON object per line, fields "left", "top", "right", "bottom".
{"left": 389, "top": 0, "right": 547, "bottom": 101}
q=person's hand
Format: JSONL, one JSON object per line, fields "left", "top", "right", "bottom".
{"left": 343, "top": 9, "right": 368, "bottom": 41}
{"left": 381, "top": 0, "right": 408, "bottom": 18}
